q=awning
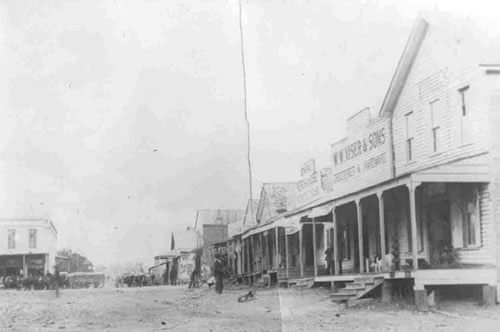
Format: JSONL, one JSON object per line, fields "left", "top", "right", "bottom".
{"left": 279, "top": 213, "right": 307, "bottom": 235}
{"left": 241, "top": 220, "right": 277, "bottom": 239}
{"left": 309, "top": 202, "right": 334, "bottom": 219}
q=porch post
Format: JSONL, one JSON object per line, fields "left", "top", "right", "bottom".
{"left": 313, "top": 217, "right": 317, "bottom": 277}
{"left": 333, "top": 207, "right": 339, "bottom": 275}
{"left": 275, "top": 226, "right": 279, "bottom": 269}
{"left": 260, "top": 232, "right": 265, "bottom": 273}
{"left": 378, "top": 191, "right": 386, "bottom": 256}
{"left": 250, "top": 235, "right": 255, "bottom": 272}
{"left": 299, "top": 225, "right": 304, "bottom": 277}
{"left": 285, "top": 232, "right": 289, "bottom": 279}
{"left": 245, "top": 238, "right": 250, "bottom": 273}
{"left": 408, "top": 181, "right": 420, "bottom": 271}
{"left": 22, "top": 255, "right": 27, "bottom": 277}
{"left": 356, "top": 199, "right": 364, "bottom": 273}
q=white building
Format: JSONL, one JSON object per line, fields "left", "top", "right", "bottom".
{"left": 0, "top": 219, "right": 58, "bottom": 277}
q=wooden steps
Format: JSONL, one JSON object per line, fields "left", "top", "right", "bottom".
{"left": 330, "top": 276, "right": 384, "bottom": 305}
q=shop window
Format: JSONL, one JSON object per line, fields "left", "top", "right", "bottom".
{"left": 405, "top": 112, "right": 415, "bottom": 162}
{"left": 459, "top": 86, "right": 471, "bottom": 145}
{"left": 8, "top": 229, "right": 15, "bottom": 249}
{"left": 29, "top": 229, "right": 37, "bottom": 249}
{"left": 430, "top": 99, "right": 442, "bottom": 153}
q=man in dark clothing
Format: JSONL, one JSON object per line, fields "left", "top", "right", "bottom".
{"left": 54, "top": 265, "right": 61, "bottom": 298}
{"left": 213, "top": 255, "right": 224, "bottom": 294}
{"left": 325, "top": 247, "right": 334, "bottom": 275}
{"left": 170, "top": 265, "right": 177, "bottom": 286}
{"left": 189, "top": 251, "right": 202, "bottom": 289}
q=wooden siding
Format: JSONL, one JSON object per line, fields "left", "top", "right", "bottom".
{"left": 455, "top": 183, "right": 495, "bottom": 265}
{"left": 392, "top": 18, "right": 490, "bottom": 177}
{"left": 489, "top": 72, "right": 500, "bottom": 293}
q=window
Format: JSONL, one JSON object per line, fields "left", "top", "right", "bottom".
{"left": 430, "top": 99, "right": 442, "bottom": 152}
{"left": 459, "top": 86, "right": 471, "bottom": 144}
{"left": 405, "top": 112, "right": 415, "bottom": 162}
{"left": 8, "top": 229, "right": 15, "bottom": 249}
{"left": 29, "top": 229, "right": 37, "bottom": 249}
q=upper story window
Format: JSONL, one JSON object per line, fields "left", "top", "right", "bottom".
{"left": 430, "top": 99, "right": 442, "bottom": 153}
{"left": 8, "top": 229, "right": 16, "bottom": 249}
{"left": 459, "top": 86, "right": 471, "bottom": 145}
{"left": 405, "top": 112, "right": 415, "bottom": 162}
{"left": 29, "top": 229, "right": 37, "bottom": 249}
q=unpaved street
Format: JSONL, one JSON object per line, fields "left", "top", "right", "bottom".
{"left": 1, "top": 285, "right": 500, "bottom": 331}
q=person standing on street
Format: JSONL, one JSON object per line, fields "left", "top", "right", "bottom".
{"left": 213, "top": 254, "right": 224, "bottom": 294}
{"left": 54, "top": 264, "right": 61, "bottom": 298}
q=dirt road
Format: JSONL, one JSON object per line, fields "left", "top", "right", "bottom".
{"left": 1, "top": 284, "right": 499, "bottom": 331}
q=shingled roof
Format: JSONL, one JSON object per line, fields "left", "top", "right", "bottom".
{"left": 256, "top": 183, "right": 297, "bottom": 224}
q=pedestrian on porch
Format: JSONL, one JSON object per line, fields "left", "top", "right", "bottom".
{"left": 213, "top": 254, "right": 224, "bottom": 294}
{"left": 325, "top": 247, "right": 334, "bottom": 275}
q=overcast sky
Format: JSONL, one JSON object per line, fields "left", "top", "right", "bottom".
{"left": 0, "top": 0, "right": 497, "bottom": 267}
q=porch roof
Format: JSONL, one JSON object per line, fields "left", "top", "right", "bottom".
{"left": 410, "top": 153, "right": 489, "bottom": 183}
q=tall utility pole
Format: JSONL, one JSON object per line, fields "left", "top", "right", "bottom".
{"left": 239, "top": 0, "right": 254, "bottom": 218}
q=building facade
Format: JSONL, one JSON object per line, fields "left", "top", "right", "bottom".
{"left": 0, "top": 219, "right": 58, "bottom": 278}
{"left": 232, "top": 12, "right": 500, "bottom": 307}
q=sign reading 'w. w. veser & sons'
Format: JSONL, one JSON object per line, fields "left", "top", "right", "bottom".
{"left": 330, "top": 115, "right": 393, "bottom": 197}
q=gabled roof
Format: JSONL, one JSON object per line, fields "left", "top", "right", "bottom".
{"left": 379, "top": 15, "right": 429, "bottom": 117}
{"left": 379, "top": 11, "right": 500, "bottom": 118}
{"left": 255, "top": 182, "right": 297, "bottom": 224}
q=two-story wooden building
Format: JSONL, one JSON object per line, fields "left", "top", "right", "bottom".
{"left": 231, "top": 12, "right": 500, "bottom": 309}
{"left": 0, "top": 218, "right": 58, "bottom": 278}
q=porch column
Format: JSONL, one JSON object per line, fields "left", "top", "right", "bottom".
{"left": 22, "top": 255, "right": 27, "bottom": 277}
{"left": 250, "top": 235, "right": 255, "bottom": 272}
{"left": 299, "top": 225, "right": 304, "bottom": 277}
{"left": 377, "top": 191, "right": 386, "bottom": 256}
{"left": 285, "top": 233, "right": 289, "bottom": 279}
{"left": 356, "top": 199, "right": 364, "bottom": 273}
{"left": 275, "top": 226, "right": 279, "bottom": 269}
{"left": 333, "top": 208, "right": 339, "bottom": 275}
{"left": 408, "top": 181, "right": 420, "bottom": 271}
{"left": 313, "top": 218, "right": 318, "bottom": 277}
{"left": 260, "top": 232, "right": 265, "bottom": 272}
{"left": 245, "top": 238, "right": 250, "bottom": 273}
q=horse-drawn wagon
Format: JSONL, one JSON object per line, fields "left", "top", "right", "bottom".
{"left": 67, "top": 272, "right": 105, "bottom": 289}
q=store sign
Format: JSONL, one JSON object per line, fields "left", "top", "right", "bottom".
{"left": 296, "top": 159, "right": 322, "bottom": 207}
{"left": 330, "top": 118, "right": 392, "bottom": 197}
{"left": 320, "top": 167, "right": 333, "bottom": 193}
{"left": 178, "top": 253, "right": 195, "bottom": 282}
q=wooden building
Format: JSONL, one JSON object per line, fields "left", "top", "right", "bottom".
{"left": 0, "top": 219, "right": 58, "bottom": 278}
{"left": 236, "top": 12, "right": 500, "bottom": 308}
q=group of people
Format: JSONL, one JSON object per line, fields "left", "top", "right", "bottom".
{"left": 187, "top": 252, "right": 226, "bottom": 294}
{"left": 1, "top": 266, "right": 63, "bottom": 297}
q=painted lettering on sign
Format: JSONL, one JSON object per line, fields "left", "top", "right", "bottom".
{"left": 296, "top": 171, "right": 322, "bottom": 207}
{"left": 330, "top": 118, "right": 392, "bottom": 195}
{"left": 332, "top": 128, "right": 386, "bottom": 167}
